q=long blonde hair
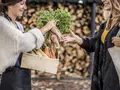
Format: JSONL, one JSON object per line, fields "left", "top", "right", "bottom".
{"left": 104, "top": 0, "right": 120, "bottom": 30}
{"left": 110, "top": 0, "right": 120, "bottom": 13}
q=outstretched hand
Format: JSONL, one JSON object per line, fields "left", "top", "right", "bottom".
{"left": 63, "top": 30, "right": 78, "bottom": 42}
{"left": 63, "top": 30, "right": 83, "bottom": 45}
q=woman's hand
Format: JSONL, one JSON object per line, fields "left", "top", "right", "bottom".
{"left": 63, "top": 30, "right": 83, "bottom": 45}
{"left": 46, "top": 21, "right": 56, "bottom": 30}
{"left": 112, "top": 37, "right": 120, "bottom": 47}
{"left": 51, "top": 26, "right": 63, "bottom": 41}
{"left": 51, "top": 34, "right": 60, "bottom": 49}
{"left": 40, "top": 21, "right": 56, "bottom": 34}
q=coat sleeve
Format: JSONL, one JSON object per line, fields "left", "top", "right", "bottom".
{"left": 81, "top": 24, "right": 104, "bottom": 52}
{"left": 17, "top": 28, "right": 45, "bottom": 52}
{"left": 0, "top": 20, "right": 44, "bottom": 53}
{"left": 81, "top": 34, "right": 98, "bottom": 52}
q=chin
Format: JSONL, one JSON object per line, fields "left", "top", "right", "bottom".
{"left": 18, "top": 14, "right": 23, "bottom": 17}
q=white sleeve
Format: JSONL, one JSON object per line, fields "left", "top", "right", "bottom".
{"left": 18, "top": 28, "right": 45, "bottom": 52}
{"left": 0, "top": 20, "right": 44, "bottom": 53}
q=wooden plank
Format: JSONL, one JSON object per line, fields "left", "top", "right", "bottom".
{"left": 21, "top": 53, "right": 59, "bottom": 74}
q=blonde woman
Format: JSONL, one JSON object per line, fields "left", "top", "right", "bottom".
{"left": 64, "top": 0, "right": 120, "bottom": 90}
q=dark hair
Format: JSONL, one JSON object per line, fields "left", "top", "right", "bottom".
{"left": 0, "top": 0, "right": 22, "bottom": 12}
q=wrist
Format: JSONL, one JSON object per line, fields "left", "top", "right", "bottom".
{"left": 47, "top": 21, "right": 56, "bottom": 30}
{"left": 45, "top": 24, "right": 52, "bottom": 30}
{"left": 75, "top": 37, "right": 83, "bottom": 45}
{"left": 40, "top": 27, "right": 49, "bottom": 35}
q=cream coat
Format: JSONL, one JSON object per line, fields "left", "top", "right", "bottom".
{"left": 0, "top": 16, "right": 44, "bottom": 72}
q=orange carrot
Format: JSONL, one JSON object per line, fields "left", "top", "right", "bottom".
{"left": 50, "top": 46, "right": 56, "bottom": 58}
{"left": 49, "top": 50, "right": 53, "bottom": 58}
{"left": 44, "top": 47, "right": 50, "bottom": 58}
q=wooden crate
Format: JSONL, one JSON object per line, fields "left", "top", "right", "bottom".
{"left": 21, "top": 53, "right": 59, "bottom": 74}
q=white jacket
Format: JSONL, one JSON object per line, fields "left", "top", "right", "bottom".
{"left": 0, "top": 16, "right": 44, "bottom": 72}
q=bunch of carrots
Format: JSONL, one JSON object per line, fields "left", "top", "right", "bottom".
{"left": 34, "top": 9, "right": 72, "bottom": 59}
{"left": 32, "top": 34, "right": 60, "bottom": 59}
{"left": 44, "top": 34, "right": 60, "bottom": 59}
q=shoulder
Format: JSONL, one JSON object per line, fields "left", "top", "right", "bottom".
{"left": 0, "top": 16, "right": 8, "bottom": 22}
{"left": 0, "top": 16, "right": 10, "bottom": 26}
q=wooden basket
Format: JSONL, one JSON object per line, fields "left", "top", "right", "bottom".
{"left": 21, "top": 53, "right": 59, "bottom": 74}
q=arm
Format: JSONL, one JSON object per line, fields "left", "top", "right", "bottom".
{"left": 81, "top": 24, "right": 105, "bottom": 52}
{"left": 17, "top": 28, "right": 45, "bottom": 52}
{"left": 64, "top": 24, "right": 104, "bottom": 52}
{"left": 80, "top": 35, "right": 98, "bottom": 52}
{"left": 0, "top": 20, "right": 55, "bottom": 53}
{"left": 17, "top": 21, "right": 56, "bottom": 52}
{"left": 40, "top": 21, "right": 56, "bottom": 35}
{"left": 63, "top": 32, "right": 96, "bottom": 52}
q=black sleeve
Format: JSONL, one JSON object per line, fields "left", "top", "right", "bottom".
{"left": 81, "top": 23, "right": 105, "bottom": 52}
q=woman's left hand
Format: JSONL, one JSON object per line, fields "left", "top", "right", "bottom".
{"left": 112, "top": 37, "right": 120, "bottom": 47}
{"left": 51, "top": 34, "right": 60, "bottom": 49}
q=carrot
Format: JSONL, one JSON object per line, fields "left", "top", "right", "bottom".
{"left": 49, "top": 50, "right": 53, "bottom": 58}
{"left": 33, "top": 49, "right": 42, "bottom": 56}
{"left": 37, "top": 49, "right": 49, "bottom": 57}
{"left": 50, "top": 46, "right": 56, "bottom": 58}
{"left": 44, "top": 46, "right": 50, "bottom": 58}
{"left": 36, "top": 51, "right": 42, "bottom": 56}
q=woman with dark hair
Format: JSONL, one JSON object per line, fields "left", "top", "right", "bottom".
{"left": 0, "top": 0, "right": 61, "bottom": 90}
{"left": 64, "top": 0, "right": 120, "bottom": 90}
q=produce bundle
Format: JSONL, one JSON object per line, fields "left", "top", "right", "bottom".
{"left": 34, "top": 9, "right": 73, "bottom": 58}
{"left": 36, "top": 9, "right": 72, "bottom": 34}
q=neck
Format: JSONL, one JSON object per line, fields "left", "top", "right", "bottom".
{"left": 7, "top": 11, "right": 16, "bottom": 23}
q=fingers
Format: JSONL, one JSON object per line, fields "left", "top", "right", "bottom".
{"left": 48, "top": 21, "right": 56, "bottom": 28}
{"left": 51, "top": 26, "right": 65, "bottom": 42}
{"left": 112, "top": 37, "right": 120, "bottom": 42}
{"left": 63, "top": 37, "right": 68, "bottom": 42}
{"left": 61, "top": 36, "right": 68, "bottom": 43}
{"left": 112, "top": 37, "right": 120, "bottom": 47}
{"left": 51, "top": 34, "right": 60, "bottom": 49}
{"left": 45, "top": 21, "right": 56, "bottom": 31}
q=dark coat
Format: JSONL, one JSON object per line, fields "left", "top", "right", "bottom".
{"left": 81, "top": 23, "right": 120, "bottom": 90}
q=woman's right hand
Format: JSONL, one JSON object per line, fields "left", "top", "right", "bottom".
{"left": 63, "top": 30, "right": 83, "bottom": 45}
{"left": 40, "top": 21, "right": 56, "bottom": 34}
{"left": 45, "top": 21, "right": 56, "bottom": 30}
